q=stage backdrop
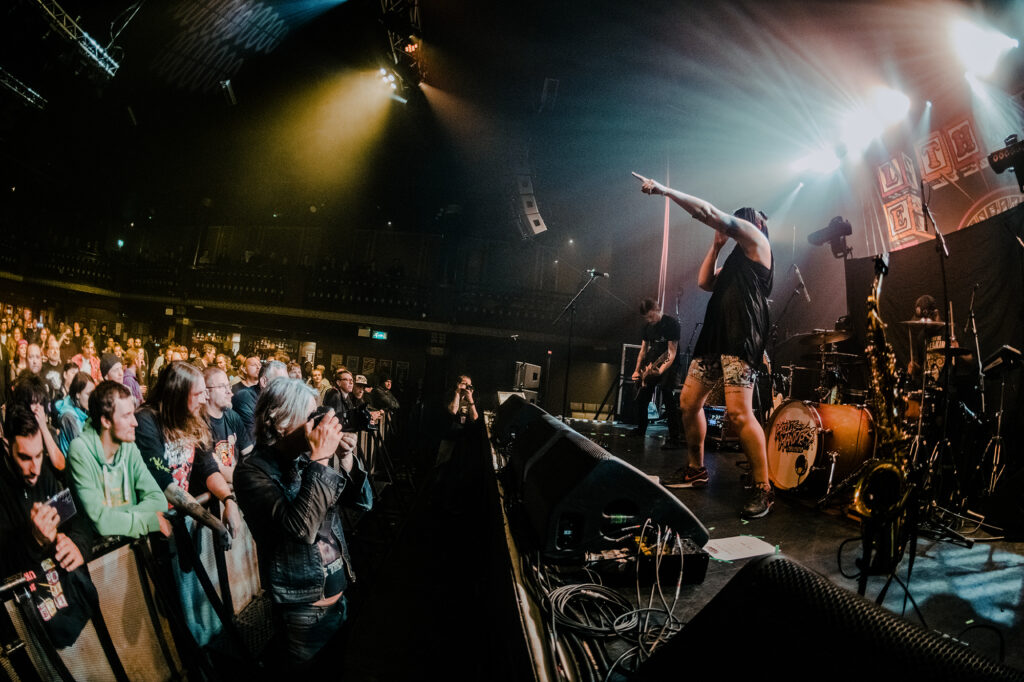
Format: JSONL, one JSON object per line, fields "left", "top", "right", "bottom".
{"left": 843, "top": 202, "right": 1024, "bottom": 451}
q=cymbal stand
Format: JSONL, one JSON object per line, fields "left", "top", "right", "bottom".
{"left": 980, "top": 374, "right": 1007, "bottom": 496}
{"left": 965, "top": 285, "right": 986, "bottom": 415}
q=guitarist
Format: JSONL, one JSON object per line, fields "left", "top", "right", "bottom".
{"left": 631, "top": 298, "right": 682, "bottom": 449}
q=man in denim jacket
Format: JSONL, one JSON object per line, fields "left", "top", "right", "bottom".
{"left": 234, "top": 377, "right": 372, "bottom": 671}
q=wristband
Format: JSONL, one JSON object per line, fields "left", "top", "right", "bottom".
{"left": 222, "top": 494, "right": 237, "bottom": 504}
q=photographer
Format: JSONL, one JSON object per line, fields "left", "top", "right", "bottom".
{"left": 433, "top": 375, "right": 481, "bottom": 512}
{"left": 234, "top": 378, "right": 372, "bottom": 671}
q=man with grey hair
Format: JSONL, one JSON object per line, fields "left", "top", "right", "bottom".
{"left": 232, "top": 359, "right": 288, "bottom": 440}
{"left": 234, "top": 378, "right": 372, "bottom": 671}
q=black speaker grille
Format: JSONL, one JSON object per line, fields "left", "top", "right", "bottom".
{"left": 636, "top": 554, "right": 1024, "bottom": 681}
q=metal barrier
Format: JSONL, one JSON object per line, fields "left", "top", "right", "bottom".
{"left": 0, "top": 419, "right": 403, "bottom": 680}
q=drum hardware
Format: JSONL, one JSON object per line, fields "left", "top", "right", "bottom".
{"left": 898, "top": 319, "right": 945, "bottom": 329}
{"left": 976, "top": 345, "right": 1021, "bottom": 498}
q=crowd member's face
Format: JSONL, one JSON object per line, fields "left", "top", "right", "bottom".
{"left": 13, "top": 327, "right": 22, "bottom": 342}
{"left": 312, "top": 369, "right": 323, "bottom": 384}
{"left": 215, "top": 355, "right": 228, "bottom": 372}
{"left": 205, "top": 370, "right": 233, "bottom": 411}
{"left": 204, "top": 348, "right": 216, "bottom": 364}
{"left": 107, "top": 397, "right": 138, "bottom": 444}
{"left": 106, "top": 362, "right": 125, "bottom": 384}
{"left": 76, "top": 381, "right": 95, "bottom": 408}
{"left": 288, "top": 365, "right": 302, "bottom": 379}
{"left": 46, "top": 336, "right": 61, "bottom": 364}
{"left": 336, "top": 372, "right": 354, "bottom": 393}
{"left": 187, "top": 378, "right": 207, "bottom": 416}
{"left": 27, "top": 344, "right": 42, "bottom": 373}
{"left": 11, "top": 432, "right": 44, "bottom": 487}
{"left": 384, "top": 379, "right": 392, "bottom": 390}
{"left": 82, "top": 338, "right": 96, "bottom": 358}
{"left": 244, "top": 357, "right": 261, "bottom": 380}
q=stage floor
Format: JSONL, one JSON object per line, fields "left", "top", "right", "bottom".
{"left": 575, "top": 418, "right": 1024, "bottom": 671}
{"left": 342, "top": 418, "right": 1024, "bottom": 680}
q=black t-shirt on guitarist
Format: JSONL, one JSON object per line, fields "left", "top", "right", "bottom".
{"left": 642, "top": 315, "right": 681, "bottom": 368}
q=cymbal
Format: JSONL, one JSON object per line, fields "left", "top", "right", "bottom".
{"left": 931, "top": 346, "right": 972, "bottom": 357}
{"left": 797, "top": 330, "right": 852, "bottom": 345}
{"left": 803, "top": 351, "right": 863, "bottom": 363}
{"left": 899, "top": 318, "right": 945, "bottom": 329}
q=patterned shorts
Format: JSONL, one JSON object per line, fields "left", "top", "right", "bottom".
{"left": 688, "top": 354, "right": 757, "bottom": 388}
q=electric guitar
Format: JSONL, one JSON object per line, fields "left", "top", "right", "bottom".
{"left": 637, "top": 350, "right": 670, "bottom": 388}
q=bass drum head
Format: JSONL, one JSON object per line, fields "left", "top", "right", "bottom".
{"left": 766, "top": 401, "right": 823, "bottom": 490}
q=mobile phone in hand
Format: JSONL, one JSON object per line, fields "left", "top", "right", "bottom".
{"left": 46, "top": 489, "right": 77, "bottom": 525}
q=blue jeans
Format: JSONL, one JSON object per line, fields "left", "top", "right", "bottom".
{"left": 278, "top": 596, "right": 348, "bottom": 669}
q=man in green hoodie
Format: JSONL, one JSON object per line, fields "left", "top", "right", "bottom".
{"left": 67, "top": 381, "right": 171, "bottom": 539}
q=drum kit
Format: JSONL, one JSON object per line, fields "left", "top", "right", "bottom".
{"left": 763, "top": 323, "right": 1015, "bottom": 514}
{"left": 766, "top": 328, "right": 874, "bottom": 499}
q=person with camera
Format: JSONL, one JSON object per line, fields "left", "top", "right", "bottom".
{"left": 234, "top": 378, "right": 373, "bottom": 671}
{"left": 431, "top": 376, "right": 481, "bottom": 512}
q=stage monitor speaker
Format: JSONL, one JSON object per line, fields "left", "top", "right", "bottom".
{"left": 633, "top": 554, "right": 1024, "bottom": 681}
{"left": 507, "top": 413, "right": 569, "bottom": 497}
{"left": 492, "top": 394, "right": 545, "bottom": 447}
{"left": 520, "top": 426, "right": 709, "bottom": 559}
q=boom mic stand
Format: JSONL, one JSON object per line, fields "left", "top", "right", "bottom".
{"left": 553, "top": 271, "right": 604, "bottom": 423}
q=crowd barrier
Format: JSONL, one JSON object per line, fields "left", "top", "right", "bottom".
{"left": 0, "top": 412, "right": 401, "bottom": 681}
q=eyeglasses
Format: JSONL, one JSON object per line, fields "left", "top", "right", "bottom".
{"left": 205, "top": 384, "right": 230, "bottom": 392}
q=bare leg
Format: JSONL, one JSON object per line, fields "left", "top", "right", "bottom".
{"left": 724, "top": 385, "right": 770, "bottom": 486}
{"left": 680, "top": 373, "right": 713, "bottom": 469}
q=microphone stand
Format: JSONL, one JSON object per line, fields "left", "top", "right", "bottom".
{"left": 553, "top": 272, "right": 603, "bottom": 423}
{"left": 918, "top": 192, "right": 972, "bottom": 547}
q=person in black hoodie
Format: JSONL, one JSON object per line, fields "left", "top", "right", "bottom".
{"left": 0, "top": 405, "right": 97, "bottom": 649}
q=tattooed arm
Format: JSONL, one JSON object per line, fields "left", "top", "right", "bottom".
{"left": 633, "top": 173, "right": 771, "bottom": 268}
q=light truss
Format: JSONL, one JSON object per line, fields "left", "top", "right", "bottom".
{"left": 0, "top": 66, "right": 47, "bottom": 109}
{"left": 32, "top": 0, "right": 120, "bottom": 77}
{"left": 380, "top": 0, "right": 423, "bottom": 84}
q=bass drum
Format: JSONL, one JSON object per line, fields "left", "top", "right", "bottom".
{"left": 766, "top": 400, "right": 874, "bottom": 495}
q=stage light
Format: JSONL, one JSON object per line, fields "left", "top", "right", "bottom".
{"left": 870, "top": 87, "right": 910, "bottom": 127}
{"left": 951, "top": 17, "right": 1018, "bottom": 78}
{"left": 840, "top": 111, "right": 881, "bottom": 158}
{"left": 791, "top": 147, "right": 840, "bottom": 174}
{"left": 838, "top": 87, "right": 909, "bottom": 158}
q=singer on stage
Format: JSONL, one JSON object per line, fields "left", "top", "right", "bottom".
{"left": 634, "top": 173, "right": 775, "bottom": 518}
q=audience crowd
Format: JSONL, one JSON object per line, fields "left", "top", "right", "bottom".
{"left": 0, "top": 302, "right": 402, "bottom": 671}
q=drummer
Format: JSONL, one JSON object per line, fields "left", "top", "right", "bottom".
{"left": 905, "top": 294, "right": 952, "bottom": 385}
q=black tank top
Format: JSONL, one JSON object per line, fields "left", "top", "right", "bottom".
{"left": 693, "top": 244, "right": 774, "bottom": 366}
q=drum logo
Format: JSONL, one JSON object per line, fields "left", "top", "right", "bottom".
{"left": 774, "top": 419, "right": 816, "bottom": 453}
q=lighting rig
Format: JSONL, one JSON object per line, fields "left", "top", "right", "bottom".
{"left": 379, "top": 0, "right": 424, "bottom": 90}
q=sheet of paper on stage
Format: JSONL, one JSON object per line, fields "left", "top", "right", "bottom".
{"left": 702, "top": 536, "right": 775, "bottom": 561}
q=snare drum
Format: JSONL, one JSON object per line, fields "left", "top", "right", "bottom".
{"left": 766, "top": 400, "right": 874, "bottom": 494}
